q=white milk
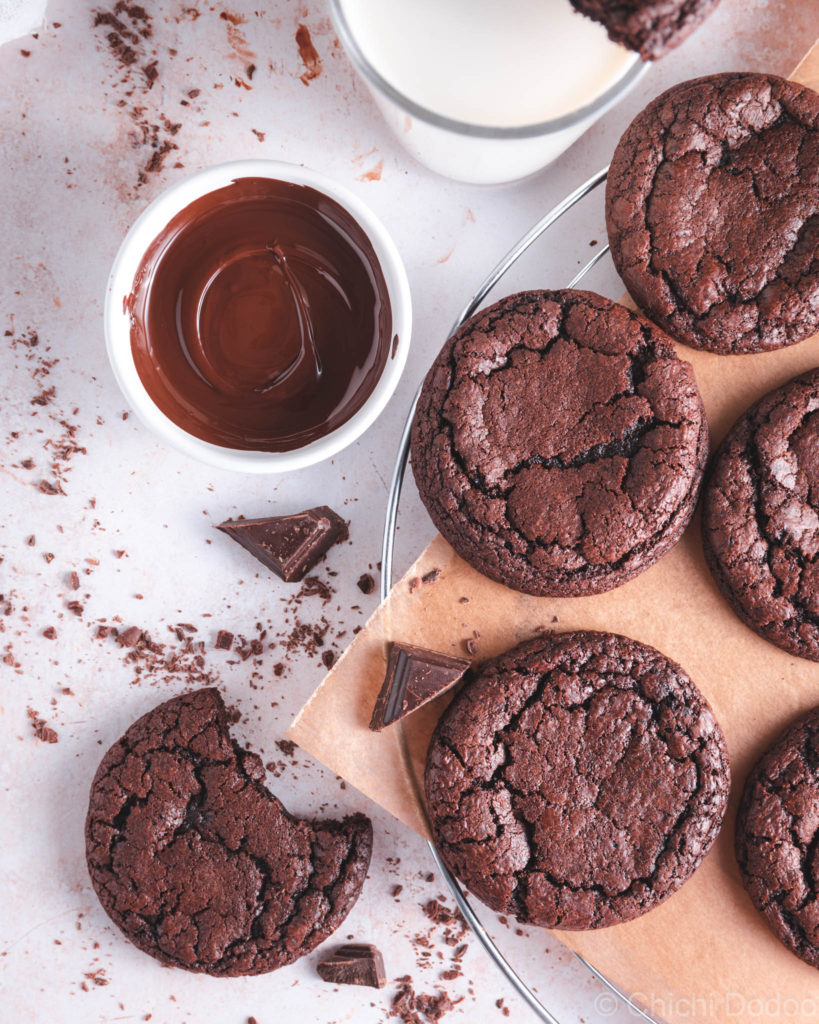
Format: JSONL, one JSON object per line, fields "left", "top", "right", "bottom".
{"left": 335, "top": 0, "right": 644, "bottom": 183}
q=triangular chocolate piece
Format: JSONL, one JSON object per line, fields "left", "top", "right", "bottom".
{"left": 217, "top": 506, "right": 348, "bottom": 582}
{"left": 369, "top": 642, "right": 470, "bottom": 731}
{"left": 316, "top": 943, "right": 386, "bottom": 988}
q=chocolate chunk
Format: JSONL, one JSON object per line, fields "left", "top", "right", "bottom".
{"left": 316, "top": 943, "right": 386, "bottom": 989}
{"left": 85, "top": 689, "right": 372, "bottom": 975}
{"left": 369, "top": 643, "right": 469, "bottom": 731}
{"left": 357, "top": 572, "right": 375, "bottom": 594}
{"left": 217, "top": 507, "right": 348, "bottom": 582}
{"left": 215, "top": 630, "right": 234, "bottom": 650}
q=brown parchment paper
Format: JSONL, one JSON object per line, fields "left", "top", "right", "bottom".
{"left": 290, "top": 42, "right": 819, "bottom": 1024}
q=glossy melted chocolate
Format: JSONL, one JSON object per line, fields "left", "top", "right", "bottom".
{"left": 128, "top": 177, "right": 392, "bottom": 451}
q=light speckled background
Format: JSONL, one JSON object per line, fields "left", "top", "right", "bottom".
{"left": 1, "top": 2, "right": 818, "bottom": 1022}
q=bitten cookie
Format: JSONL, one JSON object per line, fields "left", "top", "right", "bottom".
{"left": 569, "top": 0, "right": 721, "bottom": 60}
{"left": 606, "top": 73, "right": 819, "bottom": 354}
{"left": 410, "top": 289, "right": 707, "bottom": 597}
{"left": 425, "top": 631, "right": 729, "bottom": 930}
{"left": 85, "top": 688, "right": 372, "bottom": 975}
{"left": 736, "top": 706, "right": 819, "bottom": 969}
{"left": 702, "top": 369, "right": 819, "bottom": 661}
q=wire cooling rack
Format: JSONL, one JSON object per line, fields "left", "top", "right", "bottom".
{"left": 379, "top": 166, "right": 664, "bottom": 1024}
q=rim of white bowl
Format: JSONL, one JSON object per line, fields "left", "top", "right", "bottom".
{"left": 104, "top": 159, "right": 413, "bottom": 474}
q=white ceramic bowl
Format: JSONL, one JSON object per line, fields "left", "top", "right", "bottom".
{"left": 105, "top": 160, "right": 412, "bottom": 473}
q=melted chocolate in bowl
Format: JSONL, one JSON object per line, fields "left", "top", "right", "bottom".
{"left": 128, "top": 177, "right": 392, "bottom": 451}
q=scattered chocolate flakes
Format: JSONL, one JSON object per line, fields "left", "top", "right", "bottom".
{"left": 42, "top": 626, "right": 57, "bottom": 640}
{"left": 391, "top": 978, "right": 459, "bottom": 1023}
{"left": 70, "top": 571, "right": 80, "bottom": 590}
{"left": 357, "top": 572, "right": 375, "bottom": 595}
{"left": 321, "top": 649, "right": 336, "bottom": 669}
{"left": 92, "top": 2, "right": 182, "bottom": 189}
{"left": 43, "top": 552, "right": 55, "bottom": 563}
{"left": 27, "top": 707, "right": 58, "bottom": 743}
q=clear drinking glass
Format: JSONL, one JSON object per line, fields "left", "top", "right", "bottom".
{"left": 329, "top": 0, "right": 648, "bottom": 185}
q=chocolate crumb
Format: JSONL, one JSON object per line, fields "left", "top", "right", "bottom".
{"left": 117, "top": 625, "right": 143, "bottom": 647}
{"left": 215, "top": 630, "right": 234, "bottom": 650}
{"left": 27, "top": 707, "right": 58, "bottom": 743}
{"left": 70, "top": 571, "right": 80, "bottom": 590}
{"left": 357, "top": 572, "right": 375, "bottom": 594}
{"left": 42, "top": 626, "right": 57, "bottom": 640}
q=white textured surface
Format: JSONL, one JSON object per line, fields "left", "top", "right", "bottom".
{"left": 0, "top": 2, "right": 816, "bottom": 1023}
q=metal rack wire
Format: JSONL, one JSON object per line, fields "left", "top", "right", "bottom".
{"left": 379, "top": 166, "right": 662, "bottom": 1024}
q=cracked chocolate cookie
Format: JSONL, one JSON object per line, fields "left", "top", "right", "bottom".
{"left": 410, "top": 289, "right": 707, "bottom": 597}
{"left": 607, "top": 73, "right": 819, "bottom": 354}
{"left": 569, "top": 0, "right": 721, "bottom": 60}
{"left": 425, "top": 631, "right": 729, "bottom": 929}
{"left": 703, "top": 369, "right": 819, "bottom": 661}
{"left": 85, "top": 688, "right": 372, "bottom": 975}
{"left": 736, "top": 705, "right": 819, "bottom": 969}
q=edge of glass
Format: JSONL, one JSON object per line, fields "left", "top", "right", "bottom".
{"left": 328, "top": 0, "right": 650, "bottom": 140}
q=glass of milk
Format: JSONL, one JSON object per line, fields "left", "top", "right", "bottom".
{"left": 330, "top": 0, "right": 647, "bottom": 185}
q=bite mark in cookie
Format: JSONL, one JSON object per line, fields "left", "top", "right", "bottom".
{"left": 85, "top": 688, "right": 372, "bottom": 975}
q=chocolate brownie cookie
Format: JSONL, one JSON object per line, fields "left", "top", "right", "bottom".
{"left": 736, "top": 706, "right": 819, "bottom": 968}
{"left": 425, "top": 631, "right": 729, "bottom": 929}
{"left": 85, "top": 689, "right": 372, "bottom": 975}
{"left": 703, "top": 369, "right": 819, "bottom": 661}
{"left": 569, "top": 0, "right": 721, "bottom": 60}
{"left": 410, "top": 289, "right": 707, "bottom": 597}
{"left": 607, "top": 73, "right": 819, "bottom": 354}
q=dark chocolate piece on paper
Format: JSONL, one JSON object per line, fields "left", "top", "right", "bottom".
{"left": 217, "top": 506, "right": 348, "bottom": 582}
{"left": 316, "top": 943, "right": 386, "bottom": 989}
{"left": 369, "top": 642, "right": 470, "bottom": 731}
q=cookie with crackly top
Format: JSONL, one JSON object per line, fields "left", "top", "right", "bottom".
{"left": 606, "top": 73, "right": 819, "bottom": 354}
{"left": 569, "top": 0, "right": 721, "bottom": 60}
{"left": 703, "top": 369, "right": 819, "bottom": 661}
{"left": 425, "top": 630, "right": 730, "bottom": 929}
{"left": 736, "top": 705, "right": 819, "bottom": 969}
{"left": 85, "top": 688, "right": 372, "bottom": 975}
{"left": 410, "top": 289, "right": 707, "bottom": 597}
